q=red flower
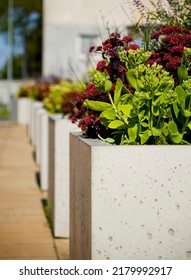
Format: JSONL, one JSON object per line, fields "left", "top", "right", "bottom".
{"left": 89, "top": 46, "right": 95, "bottom": 53}
{"left": 103, "top": 43, "right": 112, "bottom": 51}
{"left": 96, "top": 60, "right": 107, "bottom": 72}
{"left": 96, "top": 46, "right": 102, "bottom": 51}
{"left": 127, "top": 44, "right": 139, "bottom": 50}
{"left": 122, "top": 36, "right": 133, "bottom": 43}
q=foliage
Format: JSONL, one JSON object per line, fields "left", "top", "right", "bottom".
{"left": 72, "top": 32, "right": 191, "bottom": 144}
{"left": 148, "top": 26, "right": 191, "bottom": 83}
{"left": 44, "top": 81, "right": 85, "bottom": 117}
{"left": 146, "top": 0, "right": 191, "bottom": 30}
{"left": 0, "top": 0, "right": 42, "bottom": 78}
{"left": 17, "top": 76, "right": 60, "bottom": 100}
{"left": 126, "top": 1, "right": 191, "bottom": 52}
{"left": 0, "top": 104, "right": 9, "bottom": 117}
{"left": 72, "top": 33, "right": 139, "bottom": 138}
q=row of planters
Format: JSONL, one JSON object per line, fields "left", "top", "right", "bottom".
{"left": 14, "top": 25, "right": 191, "bottom": 260}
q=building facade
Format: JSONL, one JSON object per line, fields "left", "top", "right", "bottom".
{"left": 43, "top": 0, "right": 151, "bottom": 79}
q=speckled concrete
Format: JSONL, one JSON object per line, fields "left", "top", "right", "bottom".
{"left": 48, "top": 116, "right": 79, "bottom": 237}
{"left": 39, "top": 111, "right": 49, "bottom": 191}
{"left": 70, "top": 132, "right": 191, "bottom": 260}
{"left": 11, "top": 97, "right": 30, "bottom": 125}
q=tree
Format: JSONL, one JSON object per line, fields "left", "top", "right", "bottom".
{"left": 0, "top": 0, "right": 42, "bottom": 79}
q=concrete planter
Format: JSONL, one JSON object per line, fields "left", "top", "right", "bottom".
{"left": 33, "top": 101, "right": 43, "bottom": 149}
{"left": 36, "top": 108, "right": 46, "bottom": 165}
{"left": 39, "top": 110, "right": 49, "bottom": 191}
{"left": 48, "top": 115, "right": 80, "bottom": 237}
{"left": 11, "top": 97, "right": 30, "bottom": 125}
{"left": 70, "top": 132, "right": 191, "bottom": 260}
{"left": 28, "top": 99, "right": 34, "bottom": 141}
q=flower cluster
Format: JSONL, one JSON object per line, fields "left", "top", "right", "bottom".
{"left": 17, "top": 76, "right": 61, "bottom": 101}
{"left": 89, "top": 32, "right": 139, "bottom": 85}
{"left": 71, "top": 33, "right": 139, "bottom": 137}
{"left": 72, "top": 27, "right": 191, "bottom": 145}
{"left": 148, "top": 26, "right": 191, "bottom": 82}
{"left": 71, "top": 83, "right": 110, "bottom": 138}
{"left": 44, "top": 81, "right": 85, "bottom": 116}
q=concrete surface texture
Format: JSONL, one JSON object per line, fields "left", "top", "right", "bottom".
{"left": 0, "top": 122, "right": 69, "bottom": 260}
{"left": 70, "top": 133, "right": 191, "bottom": 260}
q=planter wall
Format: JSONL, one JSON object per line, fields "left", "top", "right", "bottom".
{"left": 39, "top": 110, "right": 49, "bottom": 191}
{"left": 36, "top": 108, "right": 46, "bottom": 165}
{"left": 28, "top": 99, "right": 34, "bottom": 141}
{"left": 11, "top": 97, "right": 30, "bottom": 125}
{"left": 32, "top": 101, "right": 43, "bottom": 149}
{"left": 48, "top": 115, "right": 80, "bottom": 237}
{"left": 70, "top": 132, "right": 191, "bottom": 260}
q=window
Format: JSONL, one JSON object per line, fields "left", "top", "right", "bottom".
{"left": 79, "top": 34, "right": 98, "bottom": 56}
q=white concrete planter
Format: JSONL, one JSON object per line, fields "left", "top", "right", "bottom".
{"left": 70, "top": 132, "right": 191, "bottom": 260}
{"left": 32, "top": 101, "right": 43, "bottom": 149}
{"left": 11, "top": 97, "right": 30, "bottom": 125}
{"left": 48, "top": 115, "right": 80, "bottom": 237}
{"left": 28, "top": 99, "right": 34, "bottom": 141}
{"left": 36, "top": 108, "right": 46, "bottom": 165}
{"left": 39, "top": 110, "right": 49, "bottom": 191}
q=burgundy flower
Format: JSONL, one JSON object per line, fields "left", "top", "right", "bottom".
{"left": 167, "top": 56, "right": 182, "bottom": 69}
{"left": 89, "top": 46, "right": 95, "bottom": 53}
{"left": 127, "top": 44, "right": 139, "bottom": 50}
{"left": 150, "top": 31, "right": 160, "bottom": 40}
{"left": 122, "top": 36, "right": 134, "bottom": 43}
{"left": 96, "top": 46, "right": 102, "bottom": 51}
{"left": 103, "top": 43, "right": 112, "bottom": 51}
{"left": 171, "top": 45, "right": 184, "bottom": 54}
{"left": 110, "top": 32, "right": 121, "bottom": 38}
{"left": 96, "top": 60, "right": 107, "bottom": 72}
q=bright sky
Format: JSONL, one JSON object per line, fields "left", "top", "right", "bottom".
{"left": 0, "top": 35, "right": 8, "bottom": 69}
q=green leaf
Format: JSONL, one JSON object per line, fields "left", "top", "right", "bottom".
{"left": 114, "top": 78, "right": 123, "bottom": 105}
{"left": 175, "top": 86, "right": 187, "bottom": 105}
{"left": 100, "top": 108, "right": 116, "bottom": 120}
{"left": 168, "top": 120, "right": 183, "bottom": 143}
{"left": 168, "top": 121, "right": 179, "bottom": 136}
{"left": 183, "top": 110, "right": 191, "bottom": 117}
{"left": 128, "top": 124, "right": 138, "bottom": 142}
{"left": 163, "top": 122, "right": 169, "bottom": 137}
{"left": 84, "top": 100, "right": 112, "bottom": 111}
{"left": 188, "top": 122, "right": 191, "bottom": 130}
{"left": 152, "top": 105, "right": 160, "bottom": 116}
{"left": 105, "top": 138, "right": 115, "bottom": 144}
{"left": 108, "top": 120, "right": 126, "bottom": 129}
{"left": 105, "top": 79, "right": 112, "bottom": 92}
{"left": 173, "top": 101, "right": 180, "bottom": 119}
{"left": 126, "top": 69, "right": 138, "bottom": 90}
{"left": 178, "top": 65, "right": 188, "bottom": 83}
{"left": 118, "top": 104, "right": 133, "bottom": 117}
{"left": 152, "top": 127, "right": 162, "bottom": 136}
{"left": 140, "top": 130, "right": 151, "bottom": 144}
{"left": 141, "top": 122, "right": 148, "bottom": 128}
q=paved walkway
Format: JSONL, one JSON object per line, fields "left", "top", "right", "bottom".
{"left": 0, "top": 122, "right": 69, "bottom": 260}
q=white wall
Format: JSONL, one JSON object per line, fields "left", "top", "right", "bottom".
{"left": 43, "top": 0, "right": 147, "bottom": 79}
{"left": 0, "top": 80, "right": 23, "bottom": 105}
{"left": 42, "top": 0, "right": 162, "bottom": 79}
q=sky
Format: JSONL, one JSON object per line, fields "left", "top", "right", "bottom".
{"left": 0, "top": 34, "right": 8, "bottom": 69}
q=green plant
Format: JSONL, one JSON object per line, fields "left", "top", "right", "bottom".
{"left": 44, "top": 81, "right": 85, "bottom": 116}
{"left": 43, "top": 199, "right": 52, "bottom": 229}
{"left": 0, "top": 104, "right": 9, "bottom": 117}
{"left": 84, "top": 48, "right": 191, "bottom": 145}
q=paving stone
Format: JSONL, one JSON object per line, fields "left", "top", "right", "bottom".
{"left": 0, "top": 123, "right": 69, "bottom": 260}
